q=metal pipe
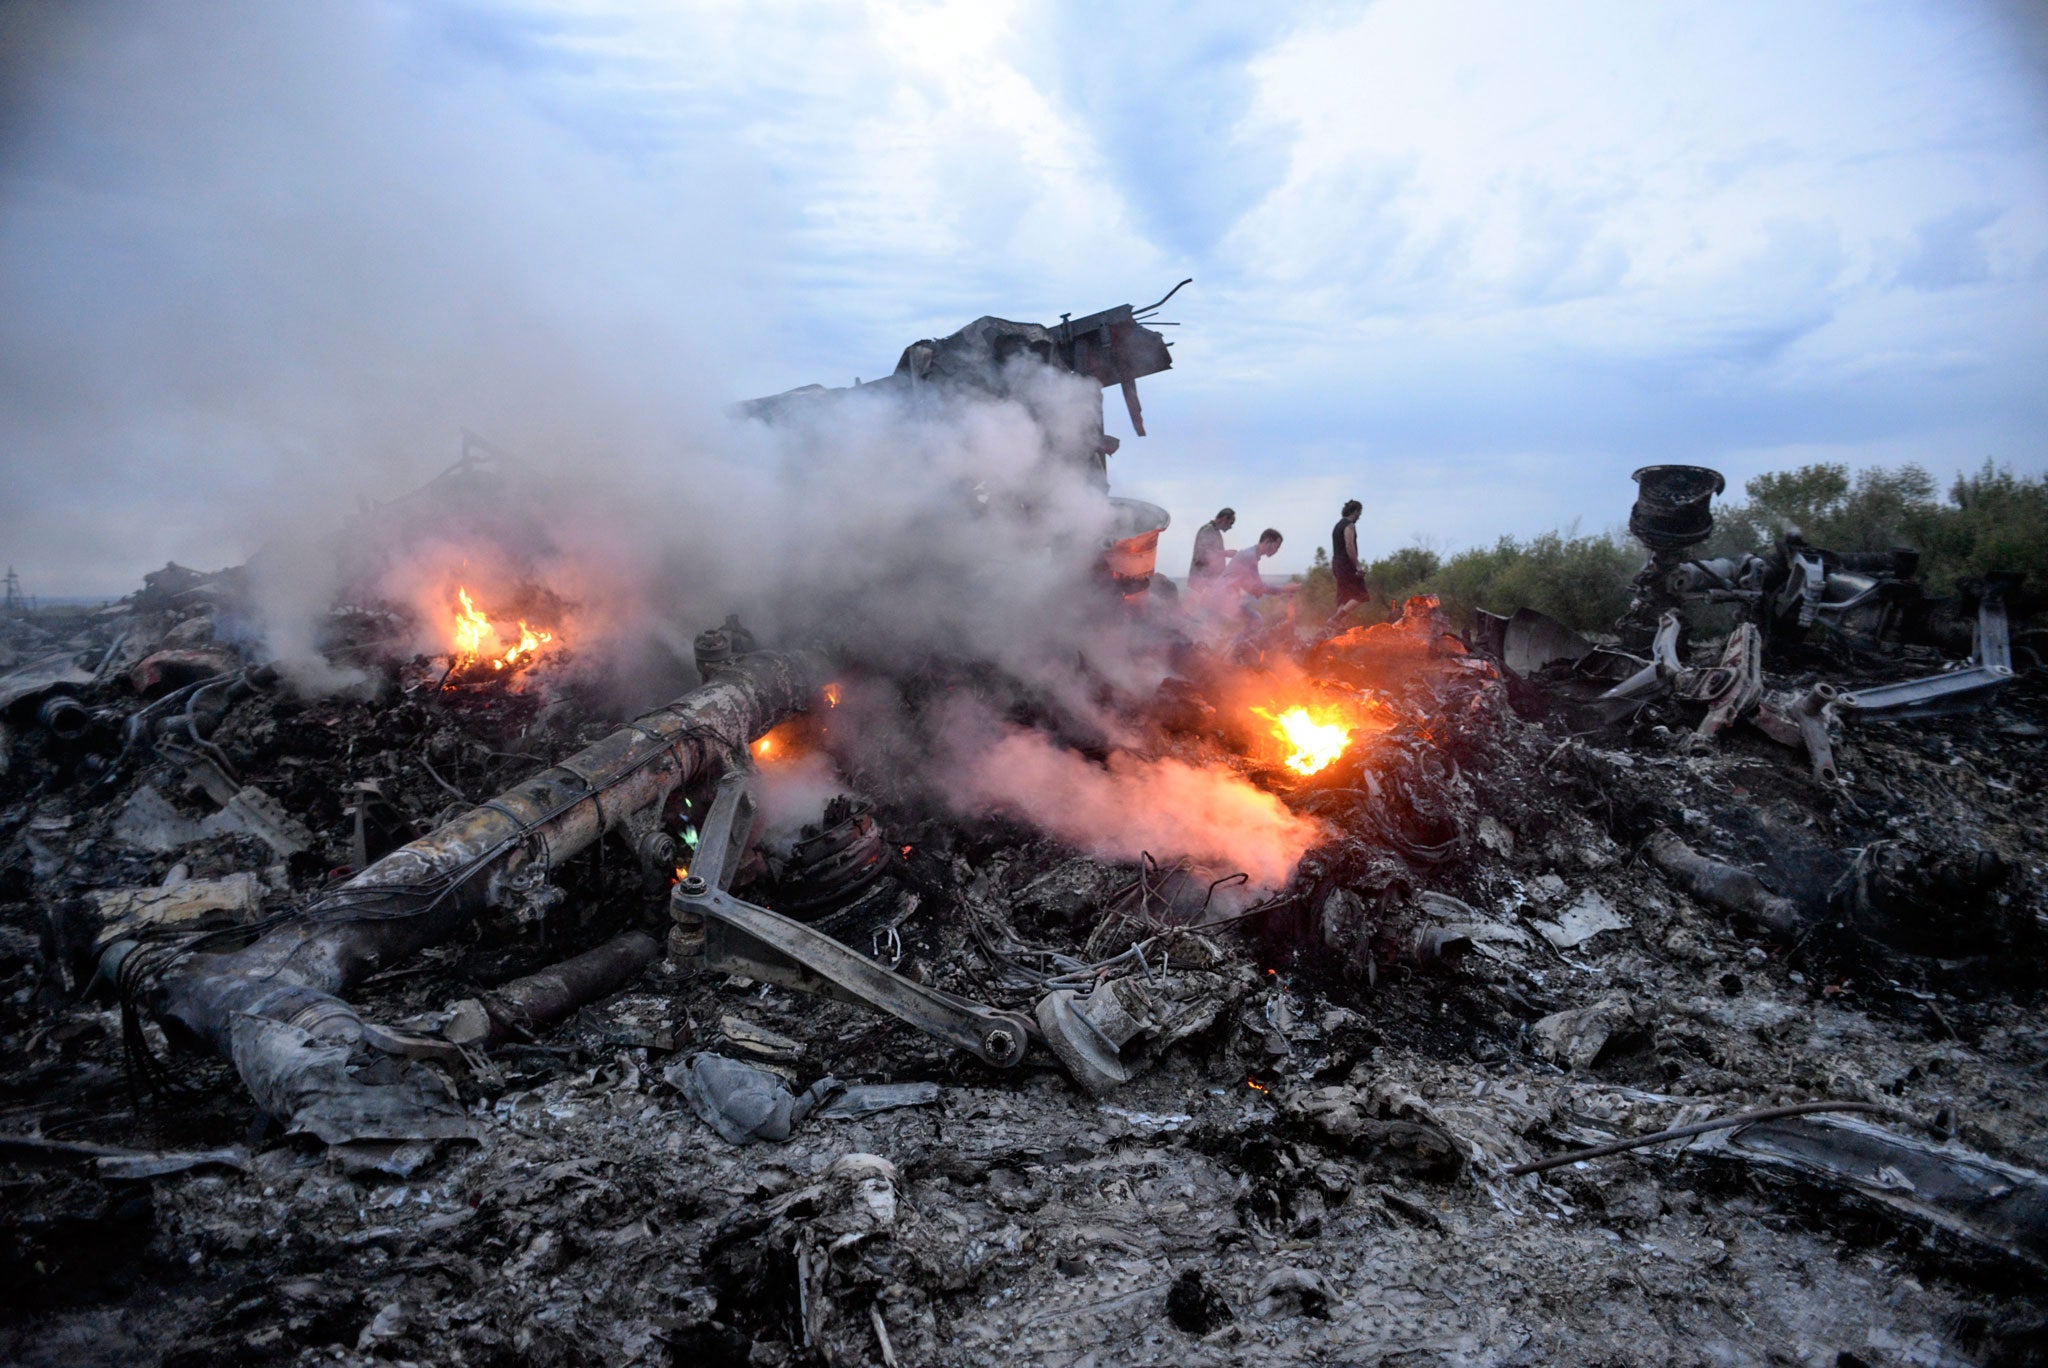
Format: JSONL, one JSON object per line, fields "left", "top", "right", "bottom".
{"left": 1795, "top": 683, "right": 1838, "bottom": 784}
{"left": 141, "top": 648, "right": 826, "bottom": 1056}
{"left": 36, "top": 694, "right": 89, "bottom": 741}
{"left": 1644, "top": 829, "right": 1801, "bottom": 938}
{"left": 441, "top": 930, "right": 663, "bottom": 1048}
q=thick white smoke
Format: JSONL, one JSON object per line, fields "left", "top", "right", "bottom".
{"left": 0, "top": 0, "right": 1315, "bottom": 888}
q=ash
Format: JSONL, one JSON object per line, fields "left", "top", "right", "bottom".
{"left": 3, "top": 563, "right": 2046, "bottom": 1368}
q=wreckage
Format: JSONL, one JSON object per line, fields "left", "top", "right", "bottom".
{"left": 4, "top": 312, "right": 2048, "bottom": 1364}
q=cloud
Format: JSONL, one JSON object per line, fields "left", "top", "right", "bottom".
{"left": 3, "top": 0, "right": 2045, "bottom": 597}
{"left": 1895, "top": 206, "right": 2002, "bottom": 291}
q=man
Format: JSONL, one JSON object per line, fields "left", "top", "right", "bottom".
{"left": 1221, "top": 528, "right": 1297, "bottom": 607}
{"left": 1330, "top": 498, "right": 1368, "bottom": 613}
{"left": 1188, "top": 507, "right": 1236, "bottom": 585}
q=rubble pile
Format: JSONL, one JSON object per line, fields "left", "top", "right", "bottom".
{"left": 4, "top": 530, "right": 2045, "bottom": 1366}
{"left": 4, "top": 288, "right": 2047, "bottom": 1368}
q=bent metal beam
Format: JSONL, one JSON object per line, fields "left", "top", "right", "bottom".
{"left": 108, "top": 647, "right": 826, "bottom": 1140}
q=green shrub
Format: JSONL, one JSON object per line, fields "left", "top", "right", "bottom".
{"left": 1365, "top": 545, "right": 1442, "bottom": 604}
{"left": 1296, "top": 546, "right": 1337, "bottom": 616}
{"left": 1708, "top": 460, "right": 2048, "bottom": 594}
{"left": 1279, "top": 460, "right": 2048, "bottom": 640}
{"left": 1422, "top": 529, "right": 1636, "bottom": 633}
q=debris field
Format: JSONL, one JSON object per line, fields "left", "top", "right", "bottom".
{"left": 3, "top": 310, "right": 2047, "bottom": 1367}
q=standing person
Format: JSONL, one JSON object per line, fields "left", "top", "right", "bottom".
{"left": 1330, "top": 498, "right": 1368, "bottom": 615}
{"left": 1188, "top": 507, "right": 1237, "bottom": 585}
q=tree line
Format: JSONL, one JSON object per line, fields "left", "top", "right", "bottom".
{"left": 1294, "top": 461, "right": 2048, "bottom": 634}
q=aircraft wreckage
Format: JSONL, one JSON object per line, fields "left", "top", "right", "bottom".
{"left": 3, "top": 290, "right": 2046, "bottom": 1365}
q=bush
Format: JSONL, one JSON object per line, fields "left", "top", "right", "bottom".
{"left": 1282, "top": 460, "right": 2048, "bottom": 640}
{"left": 1424, "top": 529, "right": 1636, "bottom": 633}
{"left": 1707, "top": 460, "right": 2048, "bottom": 595}
{"left": 1365, "top": 545, "right": 1442, "bottom": 604}
{"left": 1296, "top": 547, "right": 1337, "bottom": 617}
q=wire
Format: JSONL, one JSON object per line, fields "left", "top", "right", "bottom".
{"left": 1503, "top": 1100, "right": 1911, "bottom": 1177}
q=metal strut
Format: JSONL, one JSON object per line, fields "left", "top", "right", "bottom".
{"left": 671, "top": 771, "right": 1034, "bottom": 1068}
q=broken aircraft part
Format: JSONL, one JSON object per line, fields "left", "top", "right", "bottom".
{"left": 1628, "top": 464, "right": 1725, "bottom": 552}
{"left": 113, "top": 645, "right": 825, "bottom": 1137}
{"left": 674, "top": 771, "right": 1035, "bottom": 1070}
{"left": 442, "top": 930, "right": 664, "bottom": 1048}
{"left": 1644, "top": 829, "right": 1801, "bottom": 938}
{"left": 1837, "top": 587, "right": 2015, "bottom": 718}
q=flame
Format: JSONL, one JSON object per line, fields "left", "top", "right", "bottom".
{"left": 1253, "top": 704, "right": 1353, "bottom": 776}
{"left": 449, "top": 586, "right": 552, "bottom": 674}
{"left": 453, "top": 587, "right": 490, "bottom": 658}
{"left": 755, "top": 735, "right": 775, "bottom": 757}
{"left": 1246, "top": 1077, "right": 1270, "bottom": 1093}
{"left": 823, "top": 683, "right": 842, "bottom": 708}
{"left": 673, "top": 865, "right": 689, "bottom": 882}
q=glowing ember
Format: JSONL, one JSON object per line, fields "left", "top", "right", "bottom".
{"left": 1246, "top": 1077, "right": 1270, "bottom": 1093}
{"left": 1253, "top": 704, "right": 1353, "bottom": 776}
{"left": 673, "top": 865, "right": 689, "bottom": 882}
{"left": 448, "top": 586, "right": 552, "bottom": 675}
{"left": 755, "top": 735, "right": 775, "bottom": 757}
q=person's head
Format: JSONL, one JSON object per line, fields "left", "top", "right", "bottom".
{"left": 1342, "top": 499, "right": 1362, "bottom": 519}
{"left": 1214, "top": 507, "right": 1236, "bottom": 530}
{"left": 1258, "top": 528, "right": 1283, "bottom": 555}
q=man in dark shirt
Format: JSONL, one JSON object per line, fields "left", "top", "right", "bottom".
{"left": 1331, "top": 498, "right": 1367, "bottom": 613}
{"left": 1189, "top": 507, "right": 1236, "bottom": 585}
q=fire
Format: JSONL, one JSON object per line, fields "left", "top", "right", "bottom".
{"left": 453, "top": 587, "right": 490, "bottom": 658}
{"left": 448, "top": 586, "right": 552, "bottom": 674}
{"left": 823, "top": 682, "right": 841, "bottom": 708}
{"left": 1246, "top": 1077, "right": 1270, "bottom": 1093}
{"left": 755, "top": 735, "right": 775, "bottom": 758}
{"left": 1253, "top": 704, "right": 1353, "bottom": 776}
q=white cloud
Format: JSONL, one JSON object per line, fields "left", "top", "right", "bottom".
{"left": 4, "top": 0, "right": 2046, "bottom": 592}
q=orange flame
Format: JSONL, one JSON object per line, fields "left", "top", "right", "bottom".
{"left": 823, "top": 682, "right": 842, "bottom": 708}
{"left": 1246, "top": 1077, "right": 1270, "bottom": 1093}
{"left": 453, "top": 588, "right": 490, "bottom": 658}
{"left": 449, "top": 586, "right": 552, "bottom": 674}
{"left": 1252, "top": 704, "right": 1353, "bottom": 776}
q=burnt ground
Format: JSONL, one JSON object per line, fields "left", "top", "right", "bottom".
{"left": 3, "top": 598, "right": 2048, "bottom": 1367}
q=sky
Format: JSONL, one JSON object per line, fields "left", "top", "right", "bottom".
{"left": 3, "top": 0, "right": 2047, "bottom": 592}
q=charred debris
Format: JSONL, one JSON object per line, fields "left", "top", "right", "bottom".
{"left": 4, "top": 296, "right": 2048, "bottom": 1365}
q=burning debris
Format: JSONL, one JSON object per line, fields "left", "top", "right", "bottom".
{"left": 3, "top": 311, "right": 2047, "bottom": 1365}
{"left": 444, "top": 587, "right": 554, "bottom": 685}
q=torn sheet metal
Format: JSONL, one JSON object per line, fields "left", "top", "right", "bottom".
{"left": 113, "top": 783, "right": 314, "bottom": 857}
{"left": 668, "top": 1052, "right": 837, "bottom": 1145}
{"left": 1704, "top": 1112, "right": 2048, "bottom": 1272}
{"left": 1531, "top": 891, "right": 1630, "bottom": 950}
{"left": 1839, "top": 590, "right": 2016, "bottom": 719}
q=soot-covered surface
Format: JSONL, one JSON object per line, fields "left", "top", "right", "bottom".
{"left": 3, "top": 584, "right": 2047, "bottom": 1366}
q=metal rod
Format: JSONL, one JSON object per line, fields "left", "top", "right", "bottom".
{"left": 1505, "top": 1100, "right": 1906, "bottom": 1176}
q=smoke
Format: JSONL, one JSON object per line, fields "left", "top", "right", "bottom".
{"left": 0, "top": 1, "right": 1319, "bottom": 886}
{"left": 942, "top": 723, "right": 1323, "bottom": 889}
{"left": 918, "top": 695, "right": 1323, "bottom": 888}
{"left": 0, "top": 1, "right": 1151, "bottom": 689}
{"left": 0, "top": 0, "right": 763, "bottom": 598}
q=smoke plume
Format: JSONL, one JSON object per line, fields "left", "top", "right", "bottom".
{"left": 0, "top": 1, "right": 1320, "bottom": 888}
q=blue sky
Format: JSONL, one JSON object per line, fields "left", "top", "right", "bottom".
{"left": 3, "top": 0, "right": 2046, "bottom": 589}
